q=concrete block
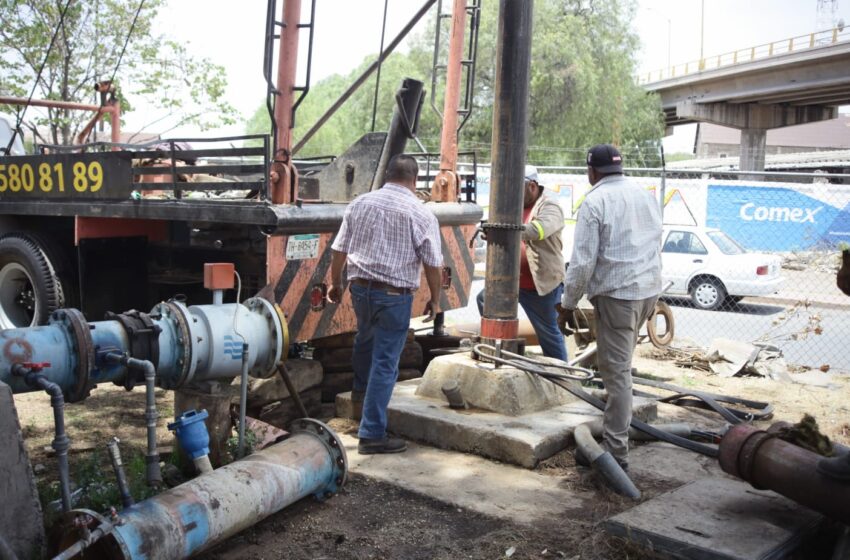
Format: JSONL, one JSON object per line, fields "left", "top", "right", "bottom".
{"left": 338, "top": 380, "right": 657, "bottom": 468}
{"left": 236, "top": 359, "right": 323, "bottom": 408}
{"left": 415, "top": 353, "right": 577, "bottom": 416}
{"left": 0, "top": 382, "right": 45, "bottom": 559}
{"left": 257, "top": 387, "right": 323, "bottom": 428}
{"left": 605, "top": 477, "right": 823, "bottom": 560}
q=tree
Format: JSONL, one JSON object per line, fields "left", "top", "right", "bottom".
{"left": 247, "top": 0, "right": 664, "bottom": 166}
{"left": 0, "top": 0, "right": 236, "bottom": 146}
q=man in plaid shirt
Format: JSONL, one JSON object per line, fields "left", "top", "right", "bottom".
{"left": 328, "top": 154, "right": 443, "bottom": 454}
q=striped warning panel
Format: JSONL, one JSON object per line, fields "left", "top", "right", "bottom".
{"left": 266, "top": 224, "right": 476, "bottom": 343}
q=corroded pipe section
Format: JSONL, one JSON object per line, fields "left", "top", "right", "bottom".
{"left": 66, "top": 419, "right": 347, "bottom": 560}
{"left": 719, "top": 423, "right": 850, "bottom": 524}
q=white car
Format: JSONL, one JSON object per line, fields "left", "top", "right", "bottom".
{"left": 661, "top": 226, "right": 784, "bottom": 310}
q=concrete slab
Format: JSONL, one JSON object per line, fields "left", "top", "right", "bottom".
{"left": 337, "top": 380, "right": 657, "bottom": 468}
{"left": 604, "top": 477, "right": 823, "bottom": 560}
{"left": 0, "top": 382, "right": 45, "bottom": 559}
{"left": 415, "top": 353, "right": 578, "bottom": 416}
{"left": 339, "top": 433, "right": 588, "bottom": 525}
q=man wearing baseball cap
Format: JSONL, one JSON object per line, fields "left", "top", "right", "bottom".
{"left": 559, "top": 144, "right": 662, "bottom": 472}
{"left": 478, "top": 164, "right": 568, "bottom": 361}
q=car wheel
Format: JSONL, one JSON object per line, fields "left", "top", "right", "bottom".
{"left": 689, "top": 277, "right": 726, "bottom": 311}
{"left": 0, "top": 233, "right": 66, "bottom": 329}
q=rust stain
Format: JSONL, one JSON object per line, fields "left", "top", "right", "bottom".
{"left": 3, "top": 337, "right": 33, "bottom": 363}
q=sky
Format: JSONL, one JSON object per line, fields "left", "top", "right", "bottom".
{"left": 122, "top": 0, "right": 850, "bottom": 154}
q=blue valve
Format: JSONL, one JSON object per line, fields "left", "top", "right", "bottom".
{"left": 168, "top": 409, "right": 211, "bottom": 459}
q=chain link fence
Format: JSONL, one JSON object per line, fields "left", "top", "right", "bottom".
{"left": 463, "top": 162, "right": 850, "bottom": 372}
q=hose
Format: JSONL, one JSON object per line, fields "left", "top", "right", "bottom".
{"left": 574, "top": 422, "right": 640, "bottom": 499}
{"left": 13, "top": 363, "right": 73, "bottom": 512}
{"left": 472, "top": 344, "right": 720, "bottom": 458}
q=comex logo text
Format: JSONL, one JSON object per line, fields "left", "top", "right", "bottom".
{"left": 739, "top": 203, "right": 822, "bottom": 223}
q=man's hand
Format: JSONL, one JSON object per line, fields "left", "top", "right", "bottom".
{"left": 327, "top": 284, "right": 344, "bottom": 304}
{"left": 423, "top": 299, "right": 441, "bottom": 322}
{"left": 556, "top": 303, "right": 576, "bottom": 335}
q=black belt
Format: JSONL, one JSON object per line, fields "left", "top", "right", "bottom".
{"left": 350, "top": 278, "right": 413, "bottom": 295}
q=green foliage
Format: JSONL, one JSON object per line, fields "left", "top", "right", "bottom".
{"left": 0, "top": 0, "right": 236, "bottom": 145}
{"left": 247, "top": 0, "right": 663, "bottom": 165}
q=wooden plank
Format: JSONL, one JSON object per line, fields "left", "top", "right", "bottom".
{"left": 604, "top": 478, "right": 823, "bottom": 560}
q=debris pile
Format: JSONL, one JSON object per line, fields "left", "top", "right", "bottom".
{"left": 780, "top": 250, "right": 841, "bottom": 273}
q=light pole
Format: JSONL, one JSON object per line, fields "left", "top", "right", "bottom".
{"left": 699, "top": 0, "right": 705, "bottom": 69}
{"left": 643, "top": 6, "right": 672, "bottom": 73}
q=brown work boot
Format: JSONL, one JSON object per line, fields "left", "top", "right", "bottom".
{"left": 351, "top": 389, "right": 365, "bottom": 421}
{"left": 358, "top": 437, "right": 407, "bottom": 454}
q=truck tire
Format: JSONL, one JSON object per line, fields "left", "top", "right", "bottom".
{"left": 0, "top": 233, "right": 66, "bottom": 329}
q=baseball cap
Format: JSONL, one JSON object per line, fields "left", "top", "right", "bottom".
{"left": 524, "top": 164, "right": 540, "bottom": 184}
{"left": 586, "top": 144, "right": 624, "bottom": 173}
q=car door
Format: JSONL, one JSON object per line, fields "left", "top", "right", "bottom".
{"left": 661, "top": 230, "right": 710, "bottom": 294}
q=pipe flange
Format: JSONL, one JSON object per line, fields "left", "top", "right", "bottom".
{"left": 152, "top": 301, "right": 195, "bottom": 389}
{"left": 244, "top": 296, "right": 288, "bottom": 378}
{"left": 289, "top": 418, "right": 348, "bottom": 498}
{"left": 719, "top": 424, "right": 772, "bottom": 490}
{"left": 49, "top": 308, "right": 94, "bottom": 403}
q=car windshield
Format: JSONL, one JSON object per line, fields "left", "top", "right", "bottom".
{"left": 707, "top": 231, "right": 746, "bottom": 255}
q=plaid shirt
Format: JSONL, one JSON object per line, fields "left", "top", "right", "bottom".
{"left": 563, "top": 174, "right": 662, "bottom": 308}
{"left": 332, "top": 183, "right": 443, "bottom": 289}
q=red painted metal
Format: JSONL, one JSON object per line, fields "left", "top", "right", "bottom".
{"left": 0, "top": 96, "right": 101, "bottom": 112}
{"left": 480, "top": 317, "right": 519, "bottom": 340}
{"left": 270, "top": 0, "right": 303, "bottom": 205}
{"left": 719, "top": 423, "right": 850, "bottom": 524}
{"left": 74, "top": 217, "right": 168, "bottom": 246}
{"left": 430, "top": 0, "right": 467, "bottom": 203}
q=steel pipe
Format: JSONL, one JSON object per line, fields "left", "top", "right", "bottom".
{"left": 57, "top": 419, "right": 347, "bottom": 560}
{"left": 719, "top": 423, "right": 850, "bottom": 524}
{"left": 481, "top": 0, "right": 534, "bottom": 331}
{"left": 106, "top": 438, "right": 135, "bottom": 509}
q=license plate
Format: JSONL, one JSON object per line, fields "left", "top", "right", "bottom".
{"left": 285, "top": 234, "right": 320, "bottom": 260}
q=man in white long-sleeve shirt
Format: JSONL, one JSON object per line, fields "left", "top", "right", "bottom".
{"left": 559, "top": 144, "right": 662, "bottom": 471}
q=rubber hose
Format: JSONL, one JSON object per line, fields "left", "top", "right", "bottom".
{"left": 646, "top": 301, "right": 674, "bottom": 348}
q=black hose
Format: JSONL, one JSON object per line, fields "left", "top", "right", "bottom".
{"left": 473, "top": 344, "right": 720, "bottom": 458}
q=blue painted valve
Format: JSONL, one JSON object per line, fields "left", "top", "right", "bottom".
{"left": 168, "top": 409, "right": 210, "bottom": 459}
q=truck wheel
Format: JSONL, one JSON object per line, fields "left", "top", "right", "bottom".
{"left": 689, "top": 277, "right": 726, "bottom": 311}
{"left": 0, "top": 233, "right": 66, "bottom": 329}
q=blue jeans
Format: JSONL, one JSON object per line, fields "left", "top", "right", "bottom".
{"left": 350, "top": 283, "right": 413, "bottom": 440}
{"left": 477, "top": 284, "right": 568, "bottom": 361}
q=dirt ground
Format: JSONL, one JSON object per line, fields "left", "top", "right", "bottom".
{"left": 12, "top": 341, "right": 849, "bottom": 559}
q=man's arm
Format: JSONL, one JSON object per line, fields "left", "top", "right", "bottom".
{"left": 423, "top": 264, "right": 442, "bottom": 322}
{"left": 522, "top": 198, "right": 565, "bottom": 242}
{"left": 327, "top": 249, "right": 348, "bottom": 303}
{"left": 562, "top": 203, "right": 600, "bottom": 309}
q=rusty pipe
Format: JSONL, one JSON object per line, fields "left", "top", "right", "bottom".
{"left": 430, "top": 0, "right": 468, "bottom": 202}
{"left": 57, "top": 419, "right": 347, "bottom": 560}
{"left": 719, "top": 423, "right": 850, "bottom": 524}
{"left": 0, "top": 96, "right": 102, "bottom": 112}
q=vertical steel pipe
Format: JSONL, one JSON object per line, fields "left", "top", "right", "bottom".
{"left": 370, "top": 78, "right": 425, "bottom": 191}
{"left": 480, "top": 0, "right": 534, "bottom": 339}
{"left": 271, "top": 0, "right": 303, "bottom": 203}
{"left": 430, "top": 0, "right": 468, "bottom": 202}
{"left": 719, "top": 423, "right": 850, "bottom": 524}
{"left": 80, "top": 419, "right": 347, "bottom": 560}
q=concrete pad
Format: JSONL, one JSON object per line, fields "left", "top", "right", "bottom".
{"left": 0, "top": 382, "right": 45, "bottom": 559}
{"left": 339, "top": 433, "right": 588, "bottom": 525}
{"left": 338, "top": 380, "right": 657, "bottom": 468}
{"left": 605, "top": 477, "right": 823, "bottom": 560}
{"left": 415, "top": 353, "right": 577, "bottom": 416}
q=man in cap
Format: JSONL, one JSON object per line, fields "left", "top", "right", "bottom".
{"left": 478, "top": 165, "right": 568, "bottom": 361}
{"left": 559, "top": 144, "right": 662, "bottom": 471}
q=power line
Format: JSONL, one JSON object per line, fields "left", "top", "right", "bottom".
{"left": 108, "top": 0, "right": 145, "bottom": 90}
{"left": 4, "top": 0, "right": 75, "bottom": 155}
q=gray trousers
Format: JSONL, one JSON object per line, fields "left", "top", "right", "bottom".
{"left": 592, "top": 294, "right": 658, "bottom": 462}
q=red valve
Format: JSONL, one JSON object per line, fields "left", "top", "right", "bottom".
{"left": 21, "top": 362, "right": 51, "bottom": 372}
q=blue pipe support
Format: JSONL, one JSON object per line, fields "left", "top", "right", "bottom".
{"left": 0, "top": 297, "right": 287, "bottom": 401}
{"left": 80, "top": 419, "right": 347, "bottom": 560}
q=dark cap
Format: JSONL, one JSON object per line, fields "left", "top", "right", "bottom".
{"left": 586, "top": 144, "right": 623, "bottom": 173}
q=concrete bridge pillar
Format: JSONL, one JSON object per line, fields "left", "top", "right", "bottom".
{"left": 739, "top": 128, "right": 767, "bottom": 172}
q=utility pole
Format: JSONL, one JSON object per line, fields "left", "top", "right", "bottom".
{"left": 699, "top": 0, "right": 705, "bottom": 70}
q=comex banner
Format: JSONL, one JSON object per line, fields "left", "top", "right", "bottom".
{"left": 707, "top": 184, "right": 850, "bottom": 251}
